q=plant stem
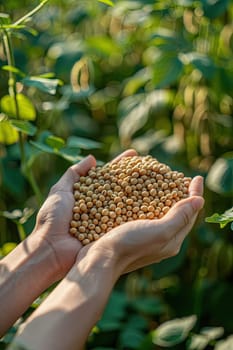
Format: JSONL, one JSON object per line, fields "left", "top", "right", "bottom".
{"left": 13, "top": 0, "right": 49, "bottom": 27}
{"left": 2, "top": 29, "right": 43, "bottom": 206}
{"left": 17, "top": 223, "right": 27, "bottom": 241}
{"left": 2, "top": 30, "right": 26, "bottom": 166}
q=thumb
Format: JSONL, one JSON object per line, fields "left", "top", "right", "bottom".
{"left": 51, "top": 155, "right": 96, "bottom": 193}
{"left": 162, "top": 196, "right": 204, "bottom": 237}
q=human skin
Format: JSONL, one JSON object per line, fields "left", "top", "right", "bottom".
{"left": 0, "top": 150, "right": 204, "bottom": 349}
{"left": 0, "top": 149, "right": 135, "bottom": 336}
{"left": 12, "top": 174, "right": 204, "bottom": 350}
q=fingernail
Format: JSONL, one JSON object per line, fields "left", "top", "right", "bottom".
{"left": 192, "top": 197, "right": 204, "bottom": 211}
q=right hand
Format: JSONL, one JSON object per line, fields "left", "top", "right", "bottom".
{"left": 77, "top": 176, "right": 204, "bottom": 275}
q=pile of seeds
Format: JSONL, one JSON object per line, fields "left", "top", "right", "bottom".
{"left": 70, "top": 155, "right": 191, "bottom": 245}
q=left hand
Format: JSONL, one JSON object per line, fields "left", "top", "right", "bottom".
{"left": 33, "top": 150, "right": 137, "bottom": 280}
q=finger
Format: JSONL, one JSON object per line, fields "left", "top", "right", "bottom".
{"left": 51, "top": 155, "right": 96, "bottom": 192}
{"left": 161, "top": 195, "right": 204, "bottom": 239}
{"left": 111, "top": 149, "right": 138, "bottom": 164}
{"left": 189, "top": 176, "right": 204, "bottom": 197}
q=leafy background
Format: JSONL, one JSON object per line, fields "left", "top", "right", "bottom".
{"left": 0, "top": 0, "right": 233, "bottom": 349}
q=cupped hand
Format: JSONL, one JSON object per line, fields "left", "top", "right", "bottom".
{"left": 85, "top": 175, "right": 204, "bottom": 275}
{"left": 33, "top": 150, "right": 137, "bottom": 280}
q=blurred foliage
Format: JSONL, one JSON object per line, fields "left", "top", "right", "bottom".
{"left": 0, "top": 0, "right": 233, "bottom": 349}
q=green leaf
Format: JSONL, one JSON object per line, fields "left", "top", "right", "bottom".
{"left": 123, "top": 68, "right": 152, "bottom": 95}
{"left": 1, "top": 65, "right": 26, "bottom": 78}
{"left": 152, "top": 51, "right": 183, "bottom": 88}
{"left": 22, "top": 76, "right": 62, "bottom": 95}
{"left": 206, "top": 153, "right": 233, "bottom": 195}
{"left": 152, "top": 315, "right": 197, "bottom": 347}
{"left": 0, "top": 94, "right": 36, "bottom": 121}
{"left": 67, "top": 136, "right": 101, "bottom": 149}
{"left": 119, "top": 328, "right": 145, "bottom": 348}
{"left": 30, "top": 140, "right": 54, "bottom": 154}
{"left": 58, "top": 147, "right": 82, "bottom": 163}
{"left": 98, "top": 0, "right": 114, "bottom": 6}
{"left": 0, "top": 119, "right": 19, "bottom": 145}
{"left": 87, "top": 36, "right": 121, "bottom": 57}
{"left": 10, "top": 120, "right": 37, "bottom": 136}
{"left": 205, "top": 208, "right": 233, "bottom": 229}
{"left": 45, "top": 135, "right": 65, "bottom": 150}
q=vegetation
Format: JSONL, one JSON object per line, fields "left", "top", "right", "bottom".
{"left": 0, "top": 0, "right": 232, "bottom": 348}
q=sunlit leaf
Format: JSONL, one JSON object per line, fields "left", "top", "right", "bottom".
{"left": 1, "top": 65, "right": 26, "bottom": 78}
{"left": 22, "top": 76, "right": 62, "bottom": 95}
{"left": 10, "top": 120, "right": 37, "bottom": 136}
{"left": 188, "top": 327, "right": 224, "bottom": 350}
{"left": 205, "top": 208, "right": 233, "bottom": 229}
{"left": 0, "top": 94, "right": 36, "bottom": 121}
{"left": 0, "top": 119, "right": 19, "bottom": 144}
{"left": 215, "top": 335, "right": 233, "bottom": 349}
{"left": 123, "top": 68, "right": 152, "bottom": 96}
{"left": 0, "top": 208, "right": 34, "bottom": 224}
{"left": 98, "top": 0, "right": 114, "bottom": 6}
{"left": 201, "top": 327, "right": 224, "bottom": 340}
{"left": 188, "top": 334, "right": 209, "bottom": 350}
{"left": 87, "top": 36, "right": 121, "bottom": 56}
{"left": 152, "top": 315, "right": 197, "bottom": 347}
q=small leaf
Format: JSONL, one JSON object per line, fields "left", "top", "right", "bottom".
{"left": 98, "top": 0, "right": 114, "bottom": 6}
{"left": 22, "top": 76, "right": 62, "bottom": 95}
{"left": 205, "top": 208, "right": 233, "bottom": 229}
{"left": 1, "top": 65, "right": 26, "bottom": 78}
{"left": 152, "top": 315, "right": 197, "bottom": 347}
{"left": 0, "top": 119, "right": 19, "bottom": 144}
{"left": 45, "top": 135, "right": 65, "bottom": 150}
{"left": 10, "top": 120, "right": 37, "bottom": 136}
{"left": 0, "top": 94, "right": 36, "bottom": 121}
{"left": 30, "top": 140, "right": 54, "bottom": 154}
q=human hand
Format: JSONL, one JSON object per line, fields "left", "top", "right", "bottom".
{"left": 78, "top": 175, "right": 204, "bottom": 275}
{"left": 33, "top": 150, "right": 137, "bottom": 280}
